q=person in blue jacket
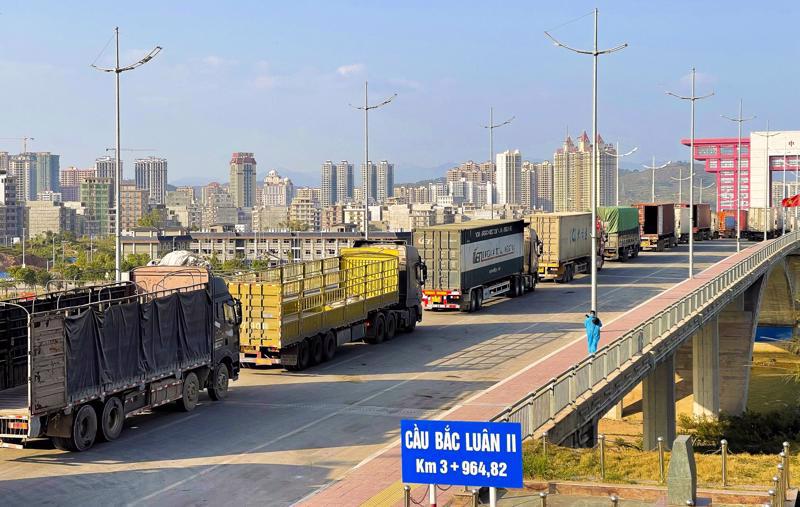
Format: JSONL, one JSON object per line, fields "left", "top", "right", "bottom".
{"left": 585, "top": 310, "right": 602, "bottom": 354}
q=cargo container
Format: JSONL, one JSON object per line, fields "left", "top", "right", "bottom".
{"left": 675, "top": 204, "right": 690, "bottom": 243}
{"left": 415, "top": 220, "right": 536, "bottom": 312}
{"left": 745, "top": 207, "right": 784, "bottom": 240}
{"left": 692, "top": 203, "right": 713, "bottom": 240}
{"left": 597, "top": 207, "right": 640, "bottom": 261}
{"left": 636, "top": 203, "right": 676, "bottom": 251}
{"left": 528, "top": 212, "right": 600, "bottom": 282}
{"left": 721, "top": 210, "right": 748, "bottom": 238}
{"left": 0, "top": 266, "right": 241, "bottom": 451}
{"left": 235, "top": 242, "right": 425, "bottom": 369}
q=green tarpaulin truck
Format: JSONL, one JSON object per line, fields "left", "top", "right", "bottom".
{"left": 598, "top": 206, "right": 640, "bottom": 261}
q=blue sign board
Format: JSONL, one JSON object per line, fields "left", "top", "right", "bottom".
{"left": 400, "top": 419, "right": 523, "bottom": 488}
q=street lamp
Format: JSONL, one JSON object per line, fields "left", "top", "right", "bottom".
{"left": 349, "top": 81, "right": 396, "bottom": 242}
{"left": 753, "top": 122, "right": 779, "bottom": 242}
{"left": 722, "top": 100, "right": 756, "bottom": 252}
{"left": 643, "top": 156, "right": 672, "bottom": 202}
{"left": 695, "top": 177, "right": 714, "bottom": 204}
{"left": 603, "top": 143, "right": 637, "bottom": 206}
{"left": 667, "top": 68, "right": 714, "bottom": 279}
{"left": 483, "top": 108, "right": 514, "bottom": 219}
{"left": 545, "top": 8, "right": 627, "bottom": 316}
{"left": 91, "top": 27, "right": 162, "bottom": 281}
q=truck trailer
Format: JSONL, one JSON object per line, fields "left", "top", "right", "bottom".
{"left": 636, "top": 203, "right": 676, "bottom": 251}
{"left": 674, "top": 204, "right": 690, "bottom": 243}
{"left": 236, "top": 242, "right": 425, "bottom": 369}
{"left": 415, "top": 219, "right": 537, "bottom": 312}
{"left": 528, "top": 212, "right": 600, "bottom": 282}
{"left": 0, "top": 266, "right": 241, "bottom": 451}
{"left": 745, "top": 207, "right": 784, "bottom": 240}
{"left": 693, "top": 203, "right": 713, "bottom": 240}
{"left": 597, "top": 206, "right": 640, "bottom": 261}
{"left": 716, "top": 210, "right": 748, "bottom": 238}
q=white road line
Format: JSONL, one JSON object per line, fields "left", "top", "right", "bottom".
{"left": 131, "top": 371, "right": 427, "bottom": 505}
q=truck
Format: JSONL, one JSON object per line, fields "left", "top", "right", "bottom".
{"left": 597, "top": 206, "right": 640, "bottom": 261}
{"left": 528, "top": 212, "right": 601, "bottom": 282}
{"left": 692, "top": 203, "right": 713, "bottom": 240}
{"left": 0, "top": 266, "right": 241, "bottom": 451}
{"left": 415, "top": 219, "right": 537, "bottom": 313}
{"left": 235, "top": 242, "right": 426, "bottom": 369}
{"left": 745, "top": 207, "right": 784, "bottom": 240}
{"left": 636, "top": 203, "right": 676, "bottom": 251}
{"left": 674, "top": 204, "right": 690, "bottom": 243}
{"left": 717, "top": 210, "right": 747, "bottom": 238}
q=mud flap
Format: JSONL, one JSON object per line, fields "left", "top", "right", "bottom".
{"left": 46, "top": 411, "right": 74, "bottom": 438}
{"left": 281, "top": 346, "right": 298, "bottom": 367}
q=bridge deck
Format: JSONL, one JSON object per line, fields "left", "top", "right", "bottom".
{"left": 298, "top": 242, "right": 767, "bottom": 507}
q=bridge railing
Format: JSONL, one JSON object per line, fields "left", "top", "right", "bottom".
{"left": 493, "top": 231, "right": 800, "bottom": 439}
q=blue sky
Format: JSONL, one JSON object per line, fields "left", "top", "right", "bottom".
{"left": 1, "top": 1, "right": 798, "bottom": 185}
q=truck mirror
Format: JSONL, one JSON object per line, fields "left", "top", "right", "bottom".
{"left": 224, "top": 299, "right": 242, "bottom": 326}
{"left": 417, "top": 262, "right": 428, "bottom": 285}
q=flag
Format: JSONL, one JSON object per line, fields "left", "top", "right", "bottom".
{"left": 782, "top": 193, "right": 800, "bottom": 207}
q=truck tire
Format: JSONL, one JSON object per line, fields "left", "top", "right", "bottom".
{"left": 474, "top": 290, "right": 483, "bottom": 311}
{"left": 402, "top": 307, "right": 418, "bottom": 332}
{"left": 322, "top": 330, "right": 337, "bottom": 362}
{"left": 178, "top": 372, "right": 200, "bottom": 412}
{"left": 370, "top": 314, "right": 386, "bottom": 344}
{"left": 310, "top": 334, "right": 324, "bottom": 365}
{"left": 98, "top": 396, "right": 124, "bottom": 442}
{"left": 385, "top": 313, "right": 397, "bottom": 340}
{"left": 52, "top": 404, "right": 97, "bottom": 452}
{"left": 507, "top": 277, "right": 520, "bottom": 298}
{"left": 208, "top": 363, "right": 230, "bottom": 401}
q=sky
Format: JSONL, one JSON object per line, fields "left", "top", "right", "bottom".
{"left": 1, "top": 1, "right": 798, "bottom": 186}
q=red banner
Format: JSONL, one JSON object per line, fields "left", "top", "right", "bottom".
{"left": 782, "top": 193, "right": 800, "bottom": 207}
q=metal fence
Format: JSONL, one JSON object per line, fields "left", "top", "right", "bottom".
{"left": 491, "top": 231, "right": 800, "bottom": 440}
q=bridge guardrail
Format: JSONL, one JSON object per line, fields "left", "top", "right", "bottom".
{"left": 492, "top": 232, "right": 800, "bottom": 439}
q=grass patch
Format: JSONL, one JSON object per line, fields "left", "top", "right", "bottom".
{"left": 748, "top": 343, "right": 800, "bottom": 413}
{"left": 523, "top": 439, "right": 796, "bottom": 488}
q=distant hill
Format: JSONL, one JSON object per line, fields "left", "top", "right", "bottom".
{"left": 619, "top": 162, "right": 717, "bottom": 207}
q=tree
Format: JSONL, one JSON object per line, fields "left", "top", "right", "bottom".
{"left": 35, "top": 269, "right": 53, "bottom": 288}
{"left": 122, "top": 253, "right": 150, "bottom": 271}
{"left": 279, "top": 219, "right": 310, "bottom": 232}
{"left": 138, "top": 210, "right": 164, "bottom": 228}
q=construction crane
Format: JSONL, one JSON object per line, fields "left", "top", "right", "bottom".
{"left": 0, "top": 137, "right": 35, "bottom": 153}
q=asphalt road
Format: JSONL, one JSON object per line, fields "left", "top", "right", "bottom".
{"left": 0, "top": 240, "right": 741, "bottom": 507}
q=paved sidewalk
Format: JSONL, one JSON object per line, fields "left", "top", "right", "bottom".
{"left": 298, "top": 242, "right": 766, "bottom": 507}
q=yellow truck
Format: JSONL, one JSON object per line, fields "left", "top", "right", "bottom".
{"left": 232, "top": 242, "right": 426, "bottom": 370}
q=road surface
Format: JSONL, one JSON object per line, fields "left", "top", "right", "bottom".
{"left": 0, "top": 240, "right": 740, "bottom": 506}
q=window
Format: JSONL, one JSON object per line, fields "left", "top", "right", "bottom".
{"left": 740, "top": 160, "right": 749, "bottom": 168}
{"left": 720, "top": 146, "right": 735, "bottom": 155}
{"left": 708, "top": 160, "right": 718, "bottom": 169}
{"left": 721, "top": 160, "right": 735, "bottom": 168}
{"left": 697, "top": 146, "right": 717, "bottom": 156}
{"left": 739, "top": 146, "right": 749, "bottom": 155}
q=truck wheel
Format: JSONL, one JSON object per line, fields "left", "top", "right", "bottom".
{"left": 309, "top": 334, "right": 324, "bottom": 365}
{"left": 322, "top": 331, "right": 337, "bottom": 361}
{"left": 402, "top": 307, "right": 418, "bottom": 332}
{"left": 474, "top": 291, "right": 483, "bottom": 311}
{"left": 53, "top": 404, "right": 97, "bottom": 452}
{"left": 178, "top": 372, "right": 200, "bottom": 412}
{"left": 208, "top": 363, "right": 230, "bottom": 401}
{"left": 296, "top": 340, "right": 311, "bottom": 369}
{"left": 371, "top": 314, "right": 386, "bottom": 344}
{"left": 98, "top": 397, "right": 124, "bottom": 442}
{"left": 385, "top": 313, "right": 397, "bottom": 340}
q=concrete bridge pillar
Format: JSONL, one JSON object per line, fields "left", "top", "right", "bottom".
{"left": 692, "top": 315, "right": 720, "bottom": 417}
{"left": 643, "top": 354, "right": 676, "bottom": 450}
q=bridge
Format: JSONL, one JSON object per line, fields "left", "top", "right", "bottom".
{"left": 302, "top": 232, "right": 800, "bottom": 506}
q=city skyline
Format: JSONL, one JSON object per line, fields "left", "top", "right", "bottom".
{"left": 1, "top": 2, "right": 799, "bottom": 186}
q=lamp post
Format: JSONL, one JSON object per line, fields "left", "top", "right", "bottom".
{"left": 483, "top": 108, "right": 514, "bottom": 219}
{"left": 696, "top": 177, "right": 714, "bottom": 204}
{"left": 643, "top": 156, "right": 672, "bottom": 202}
{"left": 92, "top": 27, "right": 161, "bottom": 281}
{"left": 545, "top": 8, "right": 627, "bottom": 315}
{"left": 349, "top": 81, "right": 396, "bottom": 242}
{"left": 722, "top": 100, "right": 756, "bottom": 252}
{"left": 604, "top": 143, "right": 638, "bottom": 206}
{"left": 753, "top": 122, "right": 779, "bottom": 242}
{"left": 667, "top": 68, "right": 714, "bottom": 279}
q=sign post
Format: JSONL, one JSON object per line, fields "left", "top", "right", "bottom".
{"left": 401, "top": 419, "right": 523, "bottom": 506}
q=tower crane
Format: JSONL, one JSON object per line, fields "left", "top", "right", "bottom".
{"left": 0, "top": 137, "right": 35, "bottom": 153}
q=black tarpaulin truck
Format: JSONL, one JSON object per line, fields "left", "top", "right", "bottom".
{"left": 0, "top": 266, "right": 241, "bottom": 451}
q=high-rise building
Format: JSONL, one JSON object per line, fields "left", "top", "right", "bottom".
{"left": 81, "top": 177, "right": 113, "bottom": 238}
{"left": 295, "top": 187, "right": 321, "bottom": 205}
{"left": 377, "top": 160, "right": 394, "bottom": 203}
{"left": 360, "top": 161, "right": 378, "bottom": 204}
{"left": 201, "top": 182, "right": 224, "bottom": 205}
{"left": 95, "top": 156, "right": 120, "bottom": 181}
{"left": 288, "top": 197, "right": 320, "bottom": 230}
{"left": 8, "top": 154, "right": 37, "bottom": 201}
{"left": 0, "top": 152, "right": 8, "bottom": 174}
{"left": 336, "top": 160, "right": 354, "bottom": 204}
{"left": 135, "top": 156, "right": 168, "bottom": 205}
{"left": 229, "top": 152, "right": 257, "bottom": 208}
{"left": 553, "top": 132, "right": 613, "bottom": 212}
{"left": 260, "top": 170, "right": 293, "bottom": 207}
{"left": 534, "top": 161, "right": 554, "bottom": 212}
{"left": 0, "top": 171, "right": 21, "bottom": 240}
{"left": 25, "top": 200, "right": 78, "bottom": 238}
{"left": 321, "top": 160, "right": 337, "bottom": 208}
{"left": 521, "top": 161, "right": 537, "bottom": 211}
{"left": 34, "top": 152, "right": 60, "bottom": 194}
{"left": 60, "top": 166, "right": 96, "bottom": 187}
{"left": 495, "top": 149, "right": 522, "bottom": 205}
{"left": 120, "top": 181, "right": 150, "bottom": 230}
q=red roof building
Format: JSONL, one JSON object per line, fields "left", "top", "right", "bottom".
{"left": 681, "top": 137, "right": 750, "bottom": 210}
